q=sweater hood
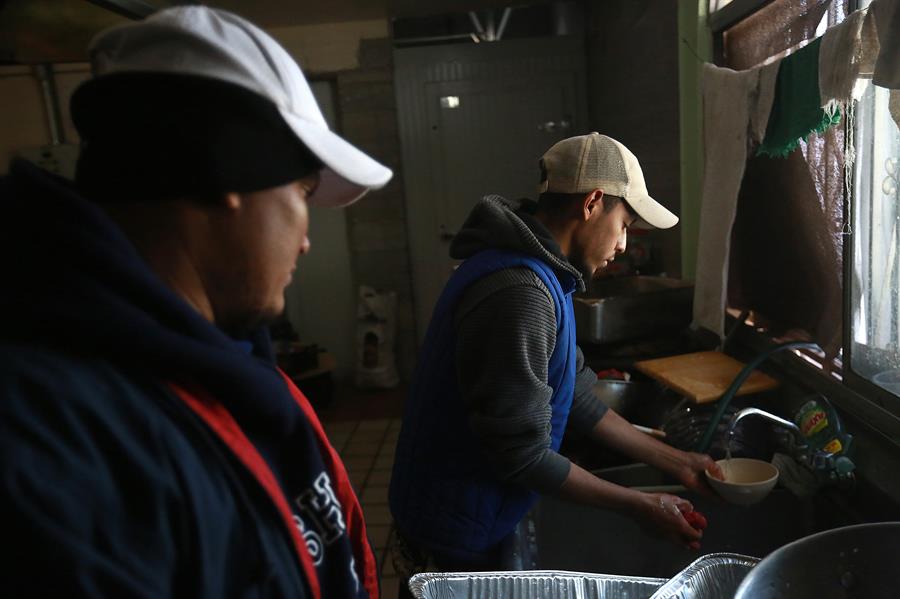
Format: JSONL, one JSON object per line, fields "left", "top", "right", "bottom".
{"left": 450, "top": 195, "right": 585, "bottom": 292}
{"left": 0, "top": 159, "right": 297, "bottom": 439}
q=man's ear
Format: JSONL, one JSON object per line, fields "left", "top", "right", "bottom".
{"left": 582, "top": 189, "right": 604, "bottom": 220}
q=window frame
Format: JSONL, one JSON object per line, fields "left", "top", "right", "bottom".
{"left": 842, "top": 77, "right": 900, "bottom": 416}
{"left": 709, "top": 0, "right": 900, "bottom": 439}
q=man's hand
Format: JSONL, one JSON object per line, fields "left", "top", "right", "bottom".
{"left": 589, "top": 410, "right": 724, "bottom": 497}
{"left": 632, "top": 493, "right": 703, "bottom": 550}
{"left": 674, "top": 451, "right": 723, "bottom": 498}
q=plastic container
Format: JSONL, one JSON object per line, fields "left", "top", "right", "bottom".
{"left": 873, "top": 369, "right": 900, "bottom": 396}
{"left": 650, "top": 553, "right": 760, "bottom": 599}
{"left": 409, "top": 570, "right": 666, "bottom": 599}
{"left": 794, "top": 397, "right": 851, "bottom": 457}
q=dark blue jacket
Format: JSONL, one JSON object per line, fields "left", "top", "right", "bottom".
{"left": 390, "top": 249, "right": 577, "bottom": 561}
{"left": 0, "top": 160, "right": 378, "bottom": 598}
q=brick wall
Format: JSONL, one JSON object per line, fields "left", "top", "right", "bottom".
{"left": 586, "top": 0, "right": 682, "bottom": 278}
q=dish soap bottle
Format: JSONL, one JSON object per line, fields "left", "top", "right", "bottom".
{"left": 794, "top": 396, "right": 855, "bottom": 482}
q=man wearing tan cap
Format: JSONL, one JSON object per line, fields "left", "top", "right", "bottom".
{"left": 390, "top": 133, "right": 721, "bottom": 591}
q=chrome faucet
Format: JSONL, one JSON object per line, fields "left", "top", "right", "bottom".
{"left": 727, "top": 407, "right": 808, "bottom": 457}
{"left": 727, "top": 406, "right": 855, "bottom": 487}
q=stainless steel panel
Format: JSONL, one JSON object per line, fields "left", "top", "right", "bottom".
{"left": 735, "top": 522, "right": 900, "bottom": 598}
{"left": 531, "top": 488, "right": 811, "bottom": 578}
{"left": 410, "top": 570, "right": 666, "bottom": 599}
{"left": 649, "top": 553, "right": 760, "bottom": 599}
{"left": 574, "top": 276, "right": 693, "bottom": 344}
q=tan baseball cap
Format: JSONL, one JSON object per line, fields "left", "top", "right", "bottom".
{"left": 538, "top": 132, "right": 678, "bottom": 229}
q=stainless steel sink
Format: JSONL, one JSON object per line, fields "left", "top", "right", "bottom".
{"left": 574, "top": 276, "right": 693, "bottom": 344}
{"left": 734, "top": 522, "right": 900, "bottom": 598}
{"left": 523, "top": 463, "right": 816, "bottom": 578}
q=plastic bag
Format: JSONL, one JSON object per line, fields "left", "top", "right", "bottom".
{"left": 354, "top": 286, "right": 399, "bottom": 389}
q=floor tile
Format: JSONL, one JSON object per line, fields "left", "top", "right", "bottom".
{"left": 341, "top": 441, "right": 381, "bottom": 457}
{"left": 366, "top": 469, "right": 392, "bottom": 487}
{"left": 374, "top": 455, "right": 394, "bottom": 470}
{"left": 381, "top": 555, "right": 396, "bottom": 576}
{"left": 349, "top": 429, "right": 387, "bottom": 443}
{"left": 367, "top": 524, "right": 391, "bottom": 549}
{"left": 357, "top": 418, "right": 391, "bottom": 432}
{"left": 359, "top": 496, "right": 390, "bottom": 522}
{"left": 327, "top": 433, "right": 351, "bottom": 452}
{"left": 381, "top": 576, "right": 400, "bottom": 598}
{"left": 349, "top": 470, "right": 368, "bottom": 489}
{"left": 361, "top": 485, "right": 389, "bottom": 505}
{"left": 325, "top": 421, "right": 358, "bottom": 435}
{"left": 363, "top": 504, "right": 393, "bottom": 525}
{"left": 342, "top": 455, "right": 375, "bottom": 472}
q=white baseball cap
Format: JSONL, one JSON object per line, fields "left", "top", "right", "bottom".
{"left": 85, "top": 6, "right": 392, "bottom": 207}
{"left": 539, "top": 133, "right": 678, "bottom": 229}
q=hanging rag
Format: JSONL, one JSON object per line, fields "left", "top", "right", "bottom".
{"left": 693, "top": 64, "right": 776, "bottom": 338}
{"left": 752, "top": 62, "right": 781, "bottom": 144}
{"left": 871, "top": 0, "right": 900, "bottom": 89}
{"left": 819, "top": 8, "right": 871, "bottom": 111}
{"left": 758, "top": 37, "right": 842, "bottom": 158}
{"left": 867, "top": 0, "right": 900, "bottom": 128}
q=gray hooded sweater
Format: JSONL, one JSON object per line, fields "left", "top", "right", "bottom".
{"left": 449, "top": 195, "right": 608, "bottom": 493}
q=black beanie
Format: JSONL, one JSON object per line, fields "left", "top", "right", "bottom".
{"left": 71, "top": 72, "right": 323, "bottom": 202}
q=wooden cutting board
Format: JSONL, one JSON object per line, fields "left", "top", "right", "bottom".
{"left": 635, "top": 351, "right": 780, "bottom": 404}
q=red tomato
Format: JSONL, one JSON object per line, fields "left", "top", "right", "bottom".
{"left": 683, "top": 510, "right": 708, "bottom": 530}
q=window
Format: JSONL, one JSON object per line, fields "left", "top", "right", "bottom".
{"left": 717, "top": 0, "right": 848, "bottom": 360}
{"left": 710, "top": 0, "right": 900, "bottom": 425}
{"left": 850, "top": 79, "right": 900, "bottom": 400}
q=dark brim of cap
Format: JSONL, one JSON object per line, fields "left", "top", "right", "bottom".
{"left": 71, "top": 73, "right": 326, "bottom": 198}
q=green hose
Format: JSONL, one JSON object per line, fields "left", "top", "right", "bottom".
{"left": 694, "top": 341, "right": 821, "bottom": 453}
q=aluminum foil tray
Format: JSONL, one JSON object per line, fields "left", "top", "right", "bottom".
{"left": 409, "top": 570, "right": 666, "bottom": 599}
{"left": 649, "top": 553, "right": 760, "bottom": 599}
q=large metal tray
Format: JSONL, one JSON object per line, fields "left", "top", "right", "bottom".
{"left": 409, "top": 569, "right": 667, "bottom": 599}
{"left": 649, "top": 553, "right": 760, "bottom": 599}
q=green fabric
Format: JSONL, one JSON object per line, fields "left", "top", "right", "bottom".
{"left": 757, "top": 37, "right": 841, "bottom": 158}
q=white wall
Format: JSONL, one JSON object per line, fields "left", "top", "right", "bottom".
{"left": 283, "top": 81, "right": 357, "bottom": 380}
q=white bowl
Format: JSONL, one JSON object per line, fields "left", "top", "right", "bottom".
{"left": 705, "top": 458, "right": 779, "bottom": 506}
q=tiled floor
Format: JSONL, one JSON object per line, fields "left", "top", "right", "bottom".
{"left": 323, "top": 416, "right": 402, "bottom": 598}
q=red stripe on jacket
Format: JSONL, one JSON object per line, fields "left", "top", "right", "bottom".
{"left": 278, "top": 372, "right": 379, "bottom": 599}
{"left": 169, "top": 378, "right": 378, "bottom": 599}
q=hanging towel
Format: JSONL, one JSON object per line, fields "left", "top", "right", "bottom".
{"left": 758, "top": 37, "right": 841, "bottom": 158}
{"left": 819, "top": 8, "right": 871, "bottom": 110}
{"left": 693, "top": 64, "right": 770, "bottom": 338}
{"left": 872, "top": 0, "right": 900, "bottom": 88}
{"left": 752, "top": 62, "right": 781, "bottom": 144}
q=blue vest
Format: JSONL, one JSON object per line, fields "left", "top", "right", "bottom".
{"left": 389, "top": 249, "right": 578, "bottom": 561}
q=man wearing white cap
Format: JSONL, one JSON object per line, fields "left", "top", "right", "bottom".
{"left": 0, "top": 7, "right": 390, "bottom": 599}
{"left": 390, "top": 133, "right": 721, "bottom": 591}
